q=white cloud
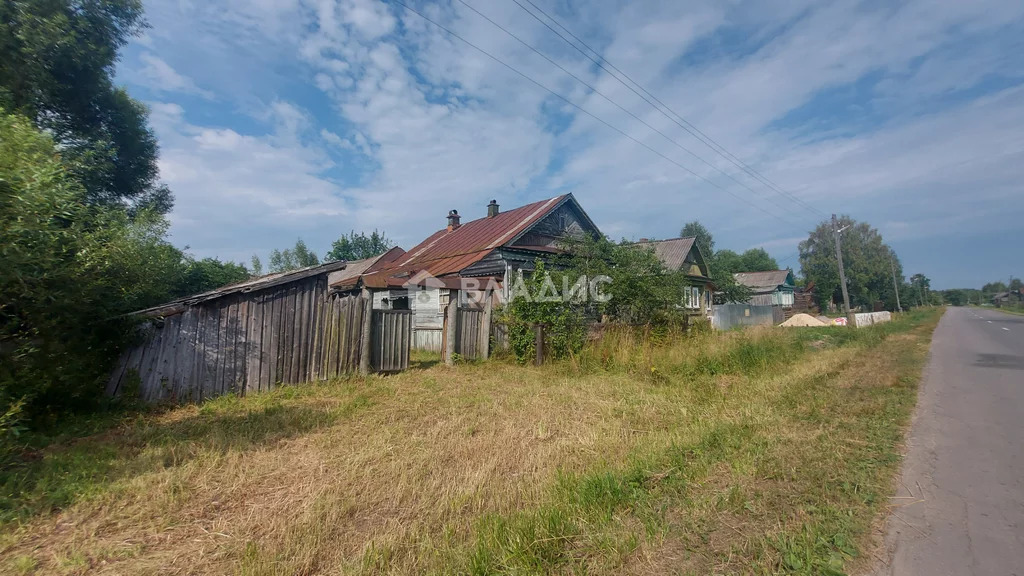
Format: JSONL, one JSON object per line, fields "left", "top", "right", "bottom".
{"left": 136, "top": 53, "right": 215, "bottom": 99}
{"left": 125, "top": 0, "right": 1024, "bottom": 286}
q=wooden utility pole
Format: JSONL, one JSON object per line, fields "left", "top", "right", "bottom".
{"left": 889, "top": 253, "right": 903, "bottom": 313}
{"left": 832, "top": 214, "right": 853, "bottom": 325}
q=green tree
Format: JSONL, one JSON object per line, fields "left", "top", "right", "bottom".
{"left": 714, "top": 248, "right": 780, "bottom": 274}
{"left": 269, "top": 239, "right": 320, "bottom": 273}
{"left": 0, "top": 0, "right": 169, "bottom": 211}
{"left": 982, "top": 281, "right": 1007, "bottom": 294}
{"left": 174, "top": 257, "right": 250, "bottom": 297}
{"left": 680, "top": 221, "right": 714, "bottom": 258}
{"left": 559, "top": 235, "right": 688, "bottom": 324}
{"left": 799, "top": 216, "right": 904, "bottom": 311}
{"left": 0, "top": 111, "right": 182, "bottom": 422}
{"left": 325, "top": 230, "right": 393, "bottom": 262}
{"left": 1009, "top": 278, "right": 1022, "bottom": 292}
{"left": 250, "top": 255, "right": 264, "bottom": 277}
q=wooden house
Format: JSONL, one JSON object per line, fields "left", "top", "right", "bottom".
{"left": 332, "top": 194, "right": 601, "bottom": 350}
{"left": 733, "top": 270, "right": 797, "bottom": 307}
{"left": 632, "top": 237, "right": 714, "bottom": 315}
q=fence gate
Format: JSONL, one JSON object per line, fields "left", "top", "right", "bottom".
{"left": 454, "top": 307, "right": 487, "bottom": 360}
{"left": 371, "top": 310, "right": 412, "bottom": 372}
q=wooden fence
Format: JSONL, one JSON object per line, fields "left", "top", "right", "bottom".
{"left": 106, "top": 277, "right": 378, "bottom": 403}
{"left": 454, "top": 307, "right": 485, "bottom": 360}
{"left": 371, "top": 310, "right": 412, "bottom": 372}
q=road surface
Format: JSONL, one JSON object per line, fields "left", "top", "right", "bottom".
{"left": 874, "top": 307, "right": 1024, "bottom": 575}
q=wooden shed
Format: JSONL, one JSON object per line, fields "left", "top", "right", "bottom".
{"left": 107, "top": 257, "right": 410, "bottom": 404}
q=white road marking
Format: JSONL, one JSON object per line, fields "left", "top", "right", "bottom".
{"left": 988, "top": 321, "right": 993, "bottom": 323}
{"left": 1003, "top": 327, "right": 1011, "bottom": 331}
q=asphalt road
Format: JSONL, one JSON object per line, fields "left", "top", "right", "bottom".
{"left": 874, "top": 307, "right": 1024, "bottom": 575}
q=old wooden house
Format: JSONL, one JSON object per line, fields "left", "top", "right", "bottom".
{"left": 633, "top": 237, "right": 714, "bottom": 316}
{"left": 733, "top": 270, "right": 797, "bottom": 307}
{"left": 332, "top": 194, "right": 601, "bottom": 350}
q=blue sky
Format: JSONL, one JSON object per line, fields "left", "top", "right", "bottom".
{"left": 117, "top": 0, "right": 1024, "bottom": 289}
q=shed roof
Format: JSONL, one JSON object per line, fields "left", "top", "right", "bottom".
{"left": 733, "top": 270, "right": 795, "bottom": 292}
{"left": 361, "top": 194, "right": 591, "bottom": 288}
{"left": 131, "top": 259, "right": 353, "bottom": 318}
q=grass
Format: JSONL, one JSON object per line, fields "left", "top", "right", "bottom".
{"left": 0, "top": 309, "right": 941, "bottom": 575}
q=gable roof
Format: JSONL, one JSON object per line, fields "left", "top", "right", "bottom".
{"left": 733, "top": 270, "right": 795, "bottom": 292}
{"left": 327, "top": 247, "right": 406, "bottom": 290}
{"left": 633, "top": 237, "right": 697, "bottom": 271}
{"left": 360, "top": 194, "right": 596, "bottom": 288}
{"left": 632, "top": 236, "right": 711, "bottom": 280}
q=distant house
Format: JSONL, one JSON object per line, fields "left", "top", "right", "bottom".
{"left": 992, "top": 290, "right": 1022, "bottom": 307}
{"left": 733, "top": 270, "right": 796, "bottom": 308}
{"left": 332, "top": 194, "right": 601, "bottom": 350}
{"left": 632, "top": 237, "right": 714, "bottom": 315}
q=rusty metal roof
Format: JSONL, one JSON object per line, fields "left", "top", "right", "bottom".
{"left": 362, "top": 194, "right": 576, "bottom": 287}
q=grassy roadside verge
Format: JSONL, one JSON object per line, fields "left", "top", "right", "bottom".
{"left": 0, "top": 309, "right": 941, "bottom": 575}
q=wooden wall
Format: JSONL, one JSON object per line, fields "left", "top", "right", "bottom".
{"left": 106, "top": 277, "right": 367, "bottom": 403}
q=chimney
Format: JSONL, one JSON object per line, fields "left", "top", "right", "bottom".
{"left": 447, "top": 209, "right": 461, "bottom": 231}
{"left": 487, "top": 199, "right": 500, "bottom": 218}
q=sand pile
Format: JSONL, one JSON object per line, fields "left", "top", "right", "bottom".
{"left": 780, "top": 313, "right": 828, "bottom": 327}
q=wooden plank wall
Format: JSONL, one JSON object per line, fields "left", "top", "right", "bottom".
{"left": 107, "top": 277, "right": 367, "bottom": 403}
{"left": 455, "top": 307, "right": 484, "bottom": 360}
{"left": 370, "top": 310, "right": 412, "bottom": 372}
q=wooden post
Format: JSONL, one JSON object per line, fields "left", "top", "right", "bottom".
{"left": 534, "top": 323, "right": 544, "bottom": 366}
{"left": 359, "top": 288, "right": 373, "bottom": 375}
{"left": 479, "top": 290, "right": 492, "bottom": 359}
{"left": 444, "top": 291, "right": 458, "bottom": 366}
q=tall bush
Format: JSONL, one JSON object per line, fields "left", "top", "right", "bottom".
{"left": 0, "top": 111, "right": 180, "bottom": 424}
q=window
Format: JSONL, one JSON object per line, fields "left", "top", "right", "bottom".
{"left": 438, "top": 289, "right": 450, "bottom": 313}
{"left": 686, "top": 286, "right": 700, "bottom": 309}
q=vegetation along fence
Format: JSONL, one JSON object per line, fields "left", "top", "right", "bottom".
{"left": 106, "top": 281, "right": 410, "bottom": 403}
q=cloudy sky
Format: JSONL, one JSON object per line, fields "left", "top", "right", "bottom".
{"left": 117, "top": 0, "right": 1024, "bottom": 289}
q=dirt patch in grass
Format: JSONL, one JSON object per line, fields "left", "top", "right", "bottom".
{"left": 0, "top": 310, "right": 942, "bottom": 575}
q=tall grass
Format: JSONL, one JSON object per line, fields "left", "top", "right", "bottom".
{"left": 0, "top": 310, "right": 943, "bottom": 575}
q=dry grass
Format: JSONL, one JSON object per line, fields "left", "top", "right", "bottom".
{"left": 0, "top": 310, "right": 942, "bottom": 575}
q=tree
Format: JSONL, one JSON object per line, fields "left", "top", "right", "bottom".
{"left": 680, "top": 221, "right": 714, "bottom": 258}
{"left": 0, "top": 0, "right": 168, "bottom": 211}
{"left": 325, "top": 230, "right": 393, "bottom": 262}
{"left": 1010, "top": 278, "right": 1022, "bottom": 292}
{"left": 558, "top": 235, "right": 688, "bottom": 324}
{"left": 713, "top": 248, "right": 779, "bottom": 274}
{"left": 0, "top": 111, "right": 182, "bottom": 421}
{"left": 909, "top": 274, "right": 931, "bottom": 307}
{"left": 269, "top": 239, "right": 320, "bottom": 273}
{"left": 799, "top": 215, "right": 904, "bottom": 311}
{"left": 981, "top": 281, "right": 1007, "bottom": 294}
{"left": 250, "top": 255, "right": 264, "bottom": 277}
{"left": 174, "top": 257, "right": 250, "bottom": 297}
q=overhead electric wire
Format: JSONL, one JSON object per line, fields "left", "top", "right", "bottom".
{"left": 455, "top": 0, "right": 810, "bottom": 229}
{"left": 387, "top": 0, "right": 808, "bottom": 229}
{"left": 511, "top": 0, "right": 829, "bottom": 220}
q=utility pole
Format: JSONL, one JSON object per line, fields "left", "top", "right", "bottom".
{"left": 890, "top": 252, "right": 903, "bottom": 313}
{"left": 832, "top": 214, "right": 853, "bottom": 325}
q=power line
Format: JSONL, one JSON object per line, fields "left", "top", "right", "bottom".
{"left": 387, "top": 0, "right": 807, "bottom": 229}
{"left": 455, "top": 0, "right": 811, "bottom": 229}
{"left": 510, "top": 0, "right": 828, "bottom": 221}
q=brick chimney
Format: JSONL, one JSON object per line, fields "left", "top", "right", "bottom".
{"left": 447, "top": 209, "right": 461, "bottom": 231}
{"left": 487, "top": 199, "right": 500, "bottom": 218}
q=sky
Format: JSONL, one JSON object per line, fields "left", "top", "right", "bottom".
{"left": 116, "top": 0, "right": 1024, "bottom": 289}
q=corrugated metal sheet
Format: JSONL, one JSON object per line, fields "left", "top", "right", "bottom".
{"left": 327, "top": 247, "right": 406, "bottom": 290}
